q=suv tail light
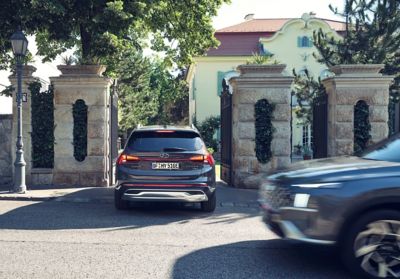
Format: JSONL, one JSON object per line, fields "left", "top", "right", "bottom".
{"left": 117, "top": 154, "right": 140, "bottom": 165}
{"left": 190, "top": 154, "right": 215, "bottom": 166}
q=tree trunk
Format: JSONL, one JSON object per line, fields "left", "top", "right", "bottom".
{"left": 80, "top": 24, "right": 92, "bottom": 63}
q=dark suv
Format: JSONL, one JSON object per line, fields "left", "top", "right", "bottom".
{"left": 259, "top": 134, "right": 400, "bottom": 279}
{"left": 115, "top": 125, "right": 216, "bottom": 212}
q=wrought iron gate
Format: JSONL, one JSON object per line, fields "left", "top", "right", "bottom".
{"left": 220, "top": 79, "right": 232, "bottom": 184}
{"left": 312, "top": 93, "right": 328, "bottom": 158}
{"left": 108, "top": 81, "right": 119, "bottom": 185}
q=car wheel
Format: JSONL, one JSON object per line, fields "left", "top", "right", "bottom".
{"left": 201, "top": 192, "right": 216, "bottom": 212}
{"left": 342, "top": 210, "right": 400, "bottom": 279}
{"left": 114, "top": 189, "right": 129, "bottom": 210}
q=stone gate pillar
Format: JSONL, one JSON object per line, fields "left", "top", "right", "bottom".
{"left": 229, "top": 64, "right": 293, "bottom": 188}
{"left": 50, "top": 65, "right": 112, "bottom": 187}
{"left": 322, "top": 64, "right": 394, "bottom": 156}
{"left": 9, "top": 65, "right": 37, "bottom": 185}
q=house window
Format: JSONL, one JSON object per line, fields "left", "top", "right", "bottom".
{"left": 302, "top": 125, "right": 312, "bottom": 147}
{"left": 297, "top": 36, "right": 312, "bottom": 48}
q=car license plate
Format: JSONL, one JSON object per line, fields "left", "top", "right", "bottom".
{"left": 152, "top": 162, "right": 180, "bottom": 170}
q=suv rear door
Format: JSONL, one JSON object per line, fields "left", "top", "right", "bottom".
{"left": 118, "top": 130, "right": 210, "bottom": 180}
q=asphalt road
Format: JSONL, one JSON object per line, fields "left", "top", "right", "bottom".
{"left": 0, "top": 190, "right": 354, "bottom": 279}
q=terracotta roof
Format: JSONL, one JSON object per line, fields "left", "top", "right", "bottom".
{"left": 216, "top": 18, "right": 346, "bottom": 33}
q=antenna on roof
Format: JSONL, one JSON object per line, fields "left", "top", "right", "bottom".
{"left": 244, "top": 14, "right": 255, "bottom": 21}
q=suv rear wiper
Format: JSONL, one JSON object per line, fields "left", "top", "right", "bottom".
{"left": 163, "top": 147, "right": 187, "bottom": 152}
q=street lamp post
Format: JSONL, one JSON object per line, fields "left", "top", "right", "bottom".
{"left": 10, "top": 30, "right": 28, "bottom": 193}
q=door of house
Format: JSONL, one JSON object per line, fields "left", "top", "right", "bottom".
{"left": 312, "top": 93, "right": 328, "bottom": 158}
{"left": 220, "top": 79, "right": 232, "bottom": 184}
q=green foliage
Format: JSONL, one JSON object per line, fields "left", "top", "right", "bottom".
{"left": 354, "top": 100, "right": 371, "bottom": 155}
{"left": 313, "top": 0, "right": 400, "bottom": 132}
{"left": 0, "top": 85, "right": 14, "bottom": 97}
{"left": 117, "top": 51, "right": 189, "bottom": 131}
{"left": 292, "top": 69, "right": 326, "bottom": 124}
{"left": 246, "top": 52, "right": 279, "bottom": 65}
{"left": 196, "top": 116, "right": 220, "bottom": 152}
{"left": 72, "top": 99, "right": 88, "bottom": 162}
{"left": 254, "top": 99, "right": 275, "bottom": 164}
{"left": 0, "top": 0, "right": 229, "bottom": 71}
{"left": 30, "top": 81, "right": 54, "bottom": 168}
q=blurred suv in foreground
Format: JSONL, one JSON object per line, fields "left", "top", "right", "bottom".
{"left": 115, "top": 126, "right": 216, "bottom": 212}
{"left": 259, "top": 134, "right": 400, "bottom": 279}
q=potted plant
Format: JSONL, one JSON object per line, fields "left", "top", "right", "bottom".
{"left": 302, "top": 145, "right": 312, "bottom": 160}
{"left": 294, "top": 144, "right": 302, "bottom": 155}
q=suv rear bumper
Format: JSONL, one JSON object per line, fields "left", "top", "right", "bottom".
{"left": 116, "top": 184, "right": 215, "bottom": 203}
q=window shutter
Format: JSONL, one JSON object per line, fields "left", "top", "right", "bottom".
{"left": 217, "top": 71, "right": 224, "bottom": 96}
{"left": 297, "top": 37, "right": 301, "bottom": 47}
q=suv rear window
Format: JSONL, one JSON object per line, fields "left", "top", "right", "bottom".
{"left": 126, "top": 131, "right": 204, "bottom": 152}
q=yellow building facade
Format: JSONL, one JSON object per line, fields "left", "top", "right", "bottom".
{"left": 188, "top": 13, "right": 345, "bottom": 158}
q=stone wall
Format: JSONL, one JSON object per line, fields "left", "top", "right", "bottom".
{"left": 322, "top": 64, "right": 394, "bottom": 156}
{"left": 0, "top": 115, "right": 13, "bottom": 187}
{"left": 229, "top": 65, "right": 293, "bottom": 188}
{"left": 50, "top": 65, "right": 112, "bottom": 187}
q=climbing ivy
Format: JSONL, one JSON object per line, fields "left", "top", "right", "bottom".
{"left": 254, "top": 99, "right": 275, "bottom": 164}
{"left": 30, "top": 81, "right": 54, "bottom": 168}
{"left": 72, "top": 99, "right": 88, "bottom": 162}
{"left": 354, "top": 100, "right": 371, "bottom": 155}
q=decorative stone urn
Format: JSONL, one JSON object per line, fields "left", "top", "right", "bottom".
{"left": 237, "top": 64, "right": 286, "bottom": 78}
{"left": 57, "top": 65, "right": 106, "bottom": 76}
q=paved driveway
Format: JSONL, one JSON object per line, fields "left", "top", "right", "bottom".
{"left": 0, "top": 184, "right": 353, "bottom": 279}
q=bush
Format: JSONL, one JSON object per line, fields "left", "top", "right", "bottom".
{"left": 195, "top": 116, "right": 220, "bottom": 152}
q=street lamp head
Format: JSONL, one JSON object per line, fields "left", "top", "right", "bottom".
{"left": 10, "top": 30, "right": 28, "bottom": 57}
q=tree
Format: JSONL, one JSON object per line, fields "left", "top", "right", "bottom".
{"left": 293, "top": 0, "right": 400, "bottom": 136}
{"left": 117, "top": 51, "right": 188, "bottom": 131}
{"left": 0, "top": 0, "right": 229, "bottom": 70}
{"left": 313, "top": 0, "right": 400, "bottom": 132}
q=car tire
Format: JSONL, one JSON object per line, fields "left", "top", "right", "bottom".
{"left": 201, "top": 192, "right": 216, "bottom": 212}
{"left": 114, "top": 189, "right": 129, "bottom": 210}
{"left": 341, "top": 209, "right": 400, "bottom": 279}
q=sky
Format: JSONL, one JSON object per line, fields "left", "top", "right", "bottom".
{"left": 0, "top": 0, "right": 345, "bottom": 114}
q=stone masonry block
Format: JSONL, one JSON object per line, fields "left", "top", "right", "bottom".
{"left": 335, "top": 140, "right": 353, "bottom": 156}
{"left": 239, "top": 88, "right": 291, "bottom": 105}
{"left": 273, "top": 104, "right": 291, "bottom": 121}
{"left": 369, "top": 106, "right": 388, "bottom": 123}
{"left": 271, "top": 138, "right": 291, "bottom": 156}
{"left": 273, "top": 121, "right": 291, "bottom": 139}
{"left": 238, "top": 140, "right": 255, "bottom": 156}
{"left": 88, "top": 106, "right": 106, "bottom": 122}
{"left": 53, "top": 172, "right": 80, "bottom": 185}
{"left": 335, "top": 105, "right": 353, "bottom": 123}
{"left": 54, "top": 156, "right": 105, "bottom": 173}
{"left": 370, "top": 122, "right": 388, "bottom": 142}
{"left": 88, "top": 139, "right": 105, "bottom": 156}
{"left": 238, "top": 122, "right": 255, "bottom": 139}
{"left": 335, "top": 122, "right": 354, "bottom": 139}
{"left": 80, "top": 172, "right": 106, "bottom": 187}
{"left": 88, "top": 122, "right": 106, "bottom": 139}
{"left": 54, "top": 90, "right": 106, "bottom": 106}
{"left": 54, "top": 106, "right": 73, "bottom": 124}
{"left": 54, "top": 139, "right": 74, "bottom": 157}
{"left": 55, "top": 124, "right": 73, "bottom": 140}
{"left": 238, "top": 104, "right": 254, "bottom": 122}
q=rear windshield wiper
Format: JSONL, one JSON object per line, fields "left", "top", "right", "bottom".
{"left": 163, "top": 147, "right": 187, "bottom": 152}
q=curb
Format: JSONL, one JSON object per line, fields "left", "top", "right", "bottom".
{"left": 0, "top": 196, "right": 55, "bottom": 202}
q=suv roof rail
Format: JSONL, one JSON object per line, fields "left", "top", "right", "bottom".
{"left": 137, "top": 123, "right": 143, "bottom": 129}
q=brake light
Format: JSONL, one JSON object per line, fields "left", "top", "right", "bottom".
{"left": 190, "top": 154, "right": 215, "bottom": 166}
{"left": 156, "top": 130, "right": 175, "bottom": 133}
{"left": 117, "top": 154, "right": 140, "bottom": 165}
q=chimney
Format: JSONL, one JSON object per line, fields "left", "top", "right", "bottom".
{"left": 244, "top": 14, "right": 255, "bottom": 21}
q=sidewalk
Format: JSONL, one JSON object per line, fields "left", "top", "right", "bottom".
{"left": 0, "top": 182, "right": 260, "bottom": 208}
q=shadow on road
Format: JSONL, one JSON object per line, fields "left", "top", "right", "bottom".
{"left": 172, "top": 240, "right": 355, "bottom": 279}
{"left": 0, "top": 187, "right": 259, "bottom": 231}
